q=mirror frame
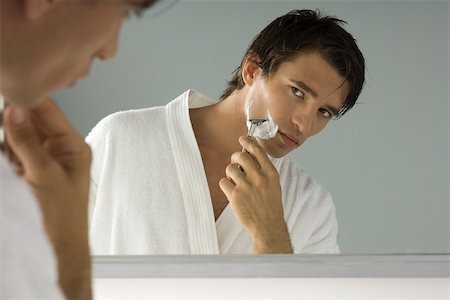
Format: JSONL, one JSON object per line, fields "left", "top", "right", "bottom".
{"left": 93, "top": 254, "right": 450, "bottom": 278}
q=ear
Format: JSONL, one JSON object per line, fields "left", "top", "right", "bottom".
{"left": 23, "top": 0, "right": 61, "bottom": 20}
{"left": 241, "top": 54, "right": 262, "bottom": 87}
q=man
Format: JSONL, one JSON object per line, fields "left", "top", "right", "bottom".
{"left": 0, "top": 0, "right": 158, "bottom": 299}
{"left": 87, "top": 10, "right": 365, "bottom": 255}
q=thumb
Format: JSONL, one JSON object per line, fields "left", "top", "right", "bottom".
{"left": 4, "top": 105, "right": 53, "bottom": 180}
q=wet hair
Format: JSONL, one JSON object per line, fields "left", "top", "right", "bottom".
{"left": 220, "top": 9, "right": 365, "bottom": 119}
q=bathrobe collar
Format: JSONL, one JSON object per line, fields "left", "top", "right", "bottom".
{"left": 166, "top": 90, "right": 244, "bottom": 254}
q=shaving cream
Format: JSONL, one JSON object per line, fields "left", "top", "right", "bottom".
{"left": 246, "top": 111, "right": 279, "bottom": 140}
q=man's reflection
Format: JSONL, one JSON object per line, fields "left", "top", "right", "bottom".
{"left": 87, "top": 9, "right": 365, "bottom": 255}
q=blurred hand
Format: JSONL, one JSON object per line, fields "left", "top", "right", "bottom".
{"left": 4, "top": 98, "right": 92, "bottom": 300}
{"left": 219, "top": 136, "right": 293, "bottom": 254}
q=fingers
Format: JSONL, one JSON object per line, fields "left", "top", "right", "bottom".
{"left": 219, "top": 161, "right": 251, "bottom": 201}
{"left": 5, "top": 99, "right": 91, "bottom": 187}
{"left": 225, "top": 162, "right": 246, "bottom": 185}
{"left": 231, "top": 151, "right": 260, "bottom": 178}
{"left": 4, "top": 105, "right": 55, "bottom": 182}
{"left": 238, "top": 136, "right": 273, "bottom": 171}
{"left": 7, "top": 147, "right": 24, "bottom": 176}
{"left": 33, "top": 99, "right": 90, "bottom": 174}
{"left": 220, "top": 135, "right": 279, "bottom": 201}
{"left": 218, "top": 177, "right": 234, "bottom": 200}
{"left": 30, "top": 98, "right": 76, "bottom": 137}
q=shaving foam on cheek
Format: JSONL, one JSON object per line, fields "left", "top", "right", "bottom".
{"left": 246, "top": 111, "right": 279, "bottom": 140}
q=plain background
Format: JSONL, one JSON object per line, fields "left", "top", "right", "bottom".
{"left": 53, "top": 0, "right": 449, "bottom": 254}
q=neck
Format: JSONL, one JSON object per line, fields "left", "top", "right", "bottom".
{"left": 190, "top": 90, "right": 249, "bottom": 158}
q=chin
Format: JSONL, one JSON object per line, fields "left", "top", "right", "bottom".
{"left": 3, "top": 87, "right": 46, "bottom": 109}
{"left": 267, "top": 152, "right": 285, "bottom": 158}
{"left": 257, "top": 139, "right": 289, "bottom": 158}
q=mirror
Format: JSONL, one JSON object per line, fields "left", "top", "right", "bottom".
{"left": 52, "top": 0, "right": 449, "bottom": 254}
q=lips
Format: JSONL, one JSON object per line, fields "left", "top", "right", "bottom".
{"left": 279, "top": 131, "right": 300, "bottom": 147}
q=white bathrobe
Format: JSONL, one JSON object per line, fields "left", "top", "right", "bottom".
{"left": 0, "top": 155, "right": 63, "bottom": 298}
{"left": 87, "top": 90, "right": 339, "bottom": 255}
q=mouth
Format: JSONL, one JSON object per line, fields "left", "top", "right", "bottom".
{"left": 279, "top": 131, "right": 300, "bottom": 147}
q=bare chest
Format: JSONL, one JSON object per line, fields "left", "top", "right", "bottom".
{"left": 202, "top": 156, "right": 230, "bottom": 221}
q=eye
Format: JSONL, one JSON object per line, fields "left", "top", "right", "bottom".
{"left": 319, "top": 108, "right": 332, "bottom": 119}
{"left": 291, "top": 87, "right": 304, "bottom": 98}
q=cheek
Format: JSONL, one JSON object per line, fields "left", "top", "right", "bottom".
{"left": 311, "top": 120, "right": 329, "bottom": 136}
{"left": 43, "top": 55, "right": 80, "bottom": 86}
{"left": 258, "top": 83, "right": 272, "bottom": 99}
{"left": 259, "top": 84, "right": 293, "bottom": 120}
{"left": 266, "top": 99, "right": 294, "bottom": 124}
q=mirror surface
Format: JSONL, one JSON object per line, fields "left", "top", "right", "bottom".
{"left": 53, "top": 0, "right": 449, "bottom": 254}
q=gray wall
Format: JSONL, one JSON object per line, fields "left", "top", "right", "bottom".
{"left": 53, "top": 1, "right": 449, "bottom": 254}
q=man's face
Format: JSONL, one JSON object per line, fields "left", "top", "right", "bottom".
{"left": 247, "top": 51, "right": 349, "bottom": 158}
{"left": 4, "top": 0, "right": 151, "bottom": 107}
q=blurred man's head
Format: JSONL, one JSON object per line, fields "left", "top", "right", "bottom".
{"left": 0, "top": 0, "right": 158, "bottom": 108}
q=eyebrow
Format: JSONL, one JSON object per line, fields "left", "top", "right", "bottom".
{"left": 290, "top": 79, "right": 318, "bottom": 98}
{"left": 289, "top": 79, "right": 342, "bottom": 116}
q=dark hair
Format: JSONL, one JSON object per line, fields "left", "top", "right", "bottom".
{"left": 220, "top": 9, "right": 365, "bottom": 119}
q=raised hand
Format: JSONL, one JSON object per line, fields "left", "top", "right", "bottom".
{"left": 219, "top": 136, "right": 292, "bottom": 254}
{"left": 4, "top": 98, "right": 92, "bottom": 300}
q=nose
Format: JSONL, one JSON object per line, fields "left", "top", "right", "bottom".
{"left": 292, "top": 104, "right": 315, "bottom": 136}
{"left": 96, "top": 26, "right": 121, "bottom": 60}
